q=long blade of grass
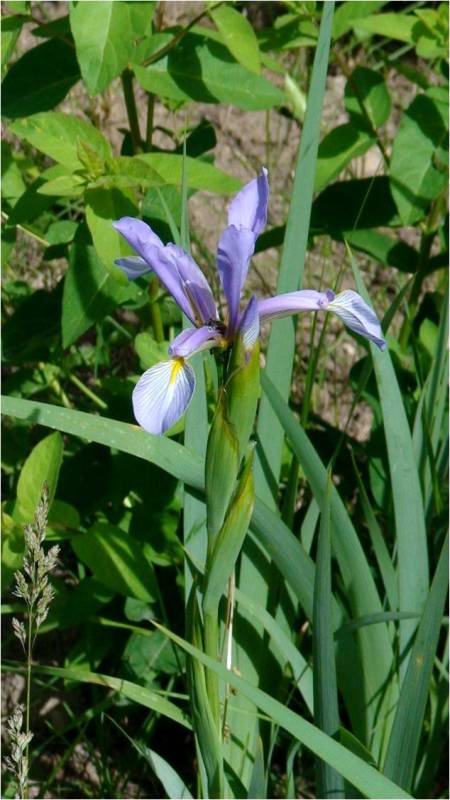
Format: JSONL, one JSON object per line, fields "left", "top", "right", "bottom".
{"left": 254, "top": 1, "right": 335, "bottom": 504}
{"left": 351, "top": 451, "right": 398, "bottom": 611}
{"left": 313, "top": 473, "right": 345, "bottom": 798}
{"left": 1, "top": 395, "right": 204, "bottom": 490}
{"left": 349, "top": 248, "right": 429, "bottom": 671}
{"left": 383, "top": 533, "right": 449, "bottom": 791}
{"left": 150, "top": 620, "right": 412, "bottom": 800}
{"left": 260, "top": 373, "right": 397, "bottom": 748}
{"left": 235, "top": 588, "right": 314, "bottom": 715}
{"left": 231, "top": 7, "right": 335, "bottom": 782}
{"left": 21, "top": 663, "right": 191, "bottom": 729}
{"left": 180, "top": 129, "right": 209, "bottom": 602}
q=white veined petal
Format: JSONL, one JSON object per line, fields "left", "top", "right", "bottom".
{"left": 240, "top": 295, "right": 259, "bottom": 350}
{"left": 132, "top": 359, "right": 196, "bottom": 435}
{"left": 328, "top": 290, "right": 386, "bottom": 350}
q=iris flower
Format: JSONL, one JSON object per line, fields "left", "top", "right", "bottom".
{"left": 114, "top": 169, "right": 385, "bottom": 435}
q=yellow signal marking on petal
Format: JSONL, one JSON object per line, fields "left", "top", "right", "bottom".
{"left": 170, "top": 357, "right": 185, "bottom": 385}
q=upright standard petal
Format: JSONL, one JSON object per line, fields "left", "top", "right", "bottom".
{"left": 228, "top": 167, "right": 269, "bottom": 237}
{"left": 328, "top": 290, "right": 386, "bottom": 350}
{"left": 132, "top": 358, "right": 195, "bottom": 435}
{"left": 239, "top": 295, "right": 259, "bottom": 351}
{"left": 168, "top": 324, "right": 225, "bottom": 358}
{"left": 115, "top": 256, "right": 152, "bottom": 280}
{"left": 257, "top": 289, "right": 334, "bottom": 321}
{"left": 217, "top": 225, "right": 256, "bottom": 334}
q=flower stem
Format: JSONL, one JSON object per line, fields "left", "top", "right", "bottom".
{"left": 121, "top": 69, "right": 141, "bottom": 154}
{"left": 149, "top": 279, "right": 165, "bottom": 343}
{"left": 67, "top": 373, "right": 107, "bottom": 410}
{"left": 145, "top": 93, "right": 155, "bottom": 152}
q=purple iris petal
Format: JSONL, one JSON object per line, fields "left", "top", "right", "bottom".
{"left": 239, "top": 295, "right": 259, "bottom": 350}
{"left": 132, "top": 358, "right": 195, "bottom": 435}
{"left": 114, "top": 256, "right": 152, "bottom": 280}
{"left": 113, "top": 217, "right": 163, "bottom": 256}
{"left": 217, "top": 225, "right": 256, "bottom": 334}
{"left": 328, "top": 290, "right": 386, "bottom": 351}
{"left": 228, "top": 167, "right": 269, "bottom": 237}
{"left": 168, "top": 325, "right": 224, "bottom": 358}
{"left": 257, "top": 290, "right": 334, "bottom": 321}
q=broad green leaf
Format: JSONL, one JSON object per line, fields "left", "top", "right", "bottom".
{"left": 9, "top": 112, "right": 112, "bottom": 171}
{"left": 37, "top": 173, "right": 86, "bottom": 197}
{"left": 32, "top": 663, "right": 190, "bottom": 729}
{"left": 134, "top": 33, "right": 283, "bottom": 111}
{"left": 153, "top": 620, "right": 412, "bottom": 800}
{"left": 390, "top": 94, "right": 448, "bottom": 225}
{"left": 16, "top": 431, "right": 63, "bottom": 521}
{"left": 315, "top": 123, "right": 375, "bottom": 193}
{"left": 344, "top": 66, "right": 391, "bottom": 128}
{"left": 383, "top": 534, "right": 449, "bottom": 791}
{"left": 1, "top": 14, "right": 24, "bottom": 71}
{"left": 355, "top": 13, "right": 418, "bottom": 42}
{"left": 210, "top": 5, "right": 261, "bottom": 74}
{"left": 6, "top": 175, "right": 56, "bottom": 226}
{"left": 85, "top": 186, "right": 139, "bottom": 274}
{"left": 1, "top": 141, "right": 26, "bottom": 203}
{"left": 127, "top": 1, "right": 155, "bottom": 38}
{"left": 72, "top": 522, "right": 158, "bottom": 602}
{"left": 332, "top": 1, "right": 387, "bottom": 39}
{"left": 100, "top": 155, "right": 164, "bottom": 191}
{"left": 138, "top": 152, "right": 241, "bottom": 193}
{"left": 350, "top": 249, "right": 429, "bottom": 664}
{"left": 69, "top": 1, "right": 133, "bottom": 96}
{"left": 46, "top": 220, "right": 78, "bottom": 246}
{"left": 62, "top": 238, "right": 140, "bottom": 348}
{"left": 310, "top": 176, "right": 400, "bottom": 234}
{"left": 313, "top": 475, "right": 345, "bottom": 798}
{"left": 1, "top": 38, "right": 80, "bottom": 118}
{"left": 345, "top": 229, "right": 419, "bottom": 273}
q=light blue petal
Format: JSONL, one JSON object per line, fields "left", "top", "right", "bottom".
{"left": 257, "top": 290, "right": 333, "bottom": 321}
{"left": 217, "top": 225, "right": 255, "bottom": 334}
{"left": 228, "top": 167, "right": 269, "bottom": 237}
{"left": 328, "top": 290, "right": 386, "bottom": 351}
{"left": 168, "top": 325, "right": 224, "bottom": 358}
{"left": 132, "top": 359, "right": 195, "bottom": 435}
{"left": 115, "top": 256, "right": 152, "bottom": 280}
{"left": 239, "top": 295, "right": 259, "bottom": 350}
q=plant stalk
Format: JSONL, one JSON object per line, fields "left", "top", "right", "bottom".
{"left": 149, "top": 279, "right": 165, "bottom": 342}
{"left": 121, "top": 69, "right": 141, "bottom": 154}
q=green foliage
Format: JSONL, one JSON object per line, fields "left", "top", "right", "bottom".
{"left": 1, "top": 1, "right": 448, "bottom": 798}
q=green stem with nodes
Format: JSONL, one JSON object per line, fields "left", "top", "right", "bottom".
{"left": 145, "top": 93, "right": 155, "bottom": 152}
{"left": 121, "top": 69, "right": 141, "bottom": 154}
